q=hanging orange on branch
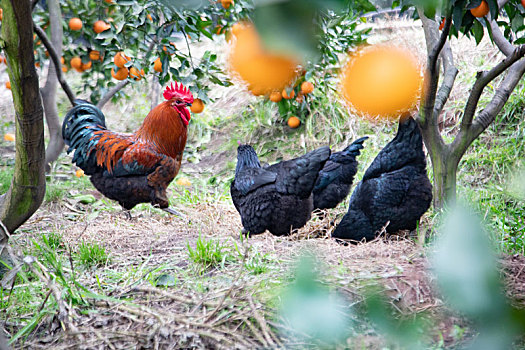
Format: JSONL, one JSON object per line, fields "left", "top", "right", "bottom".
{"left": 228, "top": 22, "right": 299, "bottom": 96}
{"left": 340, "top": 45, "right": 422, "bottom": 121}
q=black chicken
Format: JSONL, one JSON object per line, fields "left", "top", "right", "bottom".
{"left": 332, "top": 116, "right": 432, "bottom": 242}
{"left": 313, "top": 136, "right": 368, "bottom": 210}
{"left": 231, "top": 145, "right": 330, "bottom": 236}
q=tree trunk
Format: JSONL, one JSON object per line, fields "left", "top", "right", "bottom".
{"left": 429, "top": 148, "right": 459, "bottom": 208}
{"left": 0, "top": 0, "right": 46, "bottom": 236}
{"left": 42, "top": 0, "right": 63, "bottom": 171}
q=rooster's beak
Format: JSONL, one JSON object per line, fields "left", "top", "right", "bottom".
{"left": 186, "top": 102, "right": 192, "bottom": 107}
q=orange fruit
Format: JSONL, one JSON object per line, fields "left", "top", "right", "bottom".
{"left": 153, "top": 57, "right": 163, "bottom": 72}
{"left": 93, "top": 20, "right": 110, "bottom": 34}
{"left": 229, "top": 23, "right": 299, "bottom": 95}
{"left": 111, "top": 67, "right": 129, "bottom": 80}
{"left": 215, "top": 25, "right": 222, "bottom": 34}
{"left": 269, "top": 91, "right": 282, "bottom": 102}
{"left": 5, "top": 81, "right": 10, "bottom": 90}
{"left": 60, "top": 56, "right": 65, "bottom": 64}
{"left": 176, "top": 177, "right": 192, "bottom": 186}
{"left": 75, "top": 169, "right": 85, "bottom": 177}
{"left": 62, "top": 65, "right": 68, "bottom": 73}
{"left": 129, "top": 67, "right": 144, "bottom": 80}
{"left": 221, "top": 0, "right": 233, "bottom": 9}
{"left": 522, "top": 0, "right": 525, "bottom": 8}
{"left": 470, "top": 0, "right": 489, "bottom": 17}
{"left": 4, "top": 133, "right": 15, "bottom": 141}
{"left": 0, "top": 9, "right": 3, "bottom": 21}
{"left": 81, "top": 60, "right": 92, "bottom": 71}
{"left": 70, "top": 57, "right": 82, "bottom": 70}
{"left": 35, "top": 62, "right": 41, "bottom": 68}
{"left": 340, "top": 45, "right": 422, "bottom": 120}
{"left": 282, "top": 89, "right": 295, "bottom": 99}
{"left": 147, "top": 14, "right": 153, "bottom": 21}
{"left": 69, "top": 18, "right": 82, "bottom": 31}
{"left": 2, "top": 57, "right": 6, "bottom": 64}
{"left": 36, "top": 40, "right": 41, "bottom": 46}
{"left": 105, "top": 0, "right": 113, "bottom": 3}
{"left": 89, "top": 50, "right": 101, "bottom": 60}
{"left": 287, "top": 116, "right": 300, "bottom": 128}
{"left": 301, "top": 81, "right": 314, "bottom": 94}
{"left": 439, "top": 18, "right": 445, "bottom": 31}
{"left": 114, "top": 52, "right": 130, "bottom": 68}
{"left": 231, "top": 22, "right": 244, "bottom": 36}
{"left": 190, "top": 98, "right": 205, "bottom": 113}
{"left": 250, "top": 86, "right": 266, "bottom": 96}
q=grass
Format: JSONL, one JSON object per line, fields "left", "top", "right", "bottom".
{"left": 187, "top": 234, "right": 234, "bottom": 270}
{"left": 77, "top": 241, "right": 110, "bottom": 268}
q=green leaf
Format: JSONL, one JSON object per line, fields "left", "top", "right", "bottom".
{"left": 472, "top": 19, "right": 484, "bottom": 44}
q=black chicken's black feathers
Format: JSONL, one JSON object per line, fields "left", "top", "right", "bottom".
{"left": 231, "top": 145, "right": 330, "bottom": 236}
{"left": 332, "top": 117, "right": 432, "bottom": 242}
{"left": 313, "top": 136, "right": 368, "bottom": 210}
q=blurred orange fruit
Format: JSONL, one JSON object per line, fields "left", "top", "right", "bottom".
{"left": 153, "top": 57, "right": 163, "bottom": 72}
{"left": 4, "top": 133, "right": 14, "bottom": 141}
{"left": 105, "top": 0, "right": 113, "bottom": 3}
{"left": 229, "top": 23, "right": 298, "bottom": 95}
{"left": 471, "top": 1, "right": 489, "bottom": 17}
{"left": 282, "top": 89, "right": 295, "bottom": 99}
{"left": 231, "top": 22, "right": 244, "bottom": 36}
{"left": 75, "top": 169, "right": 85, "bottom": 177}
{"left": 190, "top": 99, "right": 205, "bottom": 113}
{"left": 129, "top": 67, "right": 144, "bottom": 80}
{"left": 35, "top": 62, "right": 41, "bottom": 68}
{"left": 114, "top": 52, "right": 130, "bottom": 68}
{"left": 287, "top": 116, "right": 300, "bottom": 128}
{"left": 269, "top": 91, "right": 282, "bottom": 102}
{"left": 89, "top": 50, "right": 101, "bottom": 60}
{"left": 60, "top": 56, "right": 65, "bottom": 64}
{"left": 0, "top": 9, "right": 3, "bottom": 21}
{"left": 5, "top": 82, "right": 9, "bottom": 89}
{"left": 111, "top": 67, "right": 129, "bottom": 80}
{"left": 176, "top": 177, "right": 192, "bottom": 186}
{"left": 69, "top": 18, "right": 82, "bottom": 31}
{"left": 93, "top": 20, "right": 110, "bottom": 33}
{"left": 221, "top": 0, "right": 233, "bottom": 9}
{"left": 70, "top": 57, "right": 82, "bottom": 70}
{"left": 340, "top": 45, "right": 422, "bottom": 120}
{"left": 81, "top": 60, "right": 92, "bottom": 71}
{"left": 301, "top": 81, "right": 314, "bottom": 94}
{"left": 62, "top": 65, "right": 68, "bottom": 73}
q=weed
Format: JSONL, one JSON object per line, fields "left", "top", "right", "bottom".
{"left": 44, "top": 183, "right": 67, "bottom": 203}
{"left": 0, "top": 168, "right": 13, "bottom": 194}
{"left": 41, "top": 232, "right": 63, "bottom": 250}
{"left": 77, "top": 241, "right": 110, "bottom": 268}
{"left": 187, "top": 234, "right": 233, "bottom": 270}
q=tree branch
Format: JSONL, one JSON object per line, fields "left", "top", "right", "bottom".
{"left": 461, "top": 45, "right": 525, "bottom": 131}
{"left": 433, "top": 40, "right": 458, "bottom": 118}
{"left": 471, "top": 59, "right": 525, "bottom": 137}
{"left": 418, "top": 8, "right": 452, "bottom": 126}
{"left": 488, "top": 18, "right": 514, "bottom": 56}
{"left": 33, "top": 24, "right": 76, "bottom": 105}
{"left": 96, "top": 80, "right": 130, "bottom": 109}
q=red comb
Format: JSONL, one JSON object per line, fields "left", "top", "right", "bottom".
{"left": 163, "top": 82, "right": 192, "bottom": 100}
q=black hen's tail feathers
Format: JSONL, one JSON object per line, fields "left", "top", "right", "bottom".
{"left": 62, "top": 101, "right": 107, "bottom": 174}
{"left": 341, "top": 136, "right": 369, "bottom": 157}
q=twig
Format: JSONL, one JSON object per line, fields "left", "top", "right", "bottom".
{"left": 33, "top": 24, "right": 76, "bottom": 105}
{"left": 248, "top": 295, "right": 276, "bottom": 347}
{"left": 181, "top": 27, "right": 195, "bottom": 69}
{"left": 96, "top": 81, "right": 129, "bottom": 109}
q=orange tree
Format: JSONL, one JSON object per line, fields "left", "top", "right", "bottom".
{"left": 391, "top": 0, "right": 525, "bottom": 207}
{"left": 0, "top": 0, "right": 248, "bottom": 235}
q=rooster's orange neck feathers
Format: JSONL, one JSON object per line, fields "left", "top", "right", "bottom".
{"left": 134, "top": 101, "right": 188, "bottom": 159}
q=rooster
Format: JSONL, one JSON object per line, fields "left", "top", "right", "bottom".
{"left": 62, "top": 83, "right": 194, "bottom": 214}
{"left": 313, "top": 136, "right": 368, "bottom": 210}
{"left": 332, "top": 116, "right": 432, "bottom": 242}
{"left": 231, "top": 144, "right": 330, "bottom": 236}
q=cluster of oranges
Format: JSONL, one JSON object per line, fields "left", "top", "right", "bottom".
{"left": 68, "top": 17, "right": 110, "bottom": 34}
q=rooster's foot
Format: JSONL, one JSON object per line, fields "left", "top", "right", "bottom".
{"left": 162, "top": 207, "right": 187, "bottom": 219}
